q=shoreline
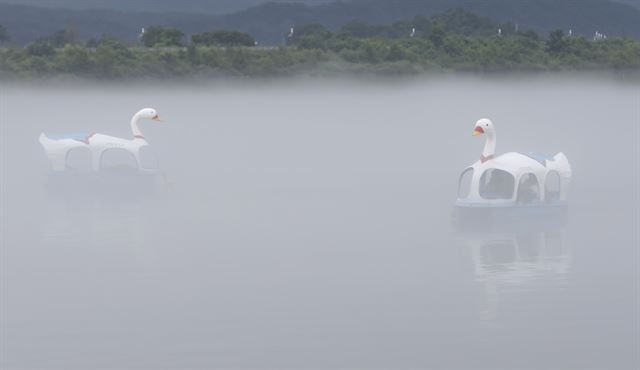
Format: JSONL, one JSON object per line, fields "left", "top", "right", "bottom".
{"left": 3, "top": 70, "right": 639, "bottom": 88}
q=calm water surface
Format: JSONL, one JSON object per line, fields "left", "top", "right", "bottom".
{"left": 1, "top": 76, "right": 638, "bottom": 369}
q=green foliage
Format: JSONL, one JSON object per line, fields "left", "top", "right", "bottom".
{"left": 192, "top": 30, "right": 255, "bottom": 47}
{"left": 56, "top": 44, "right": 91, "bottom": 73}
{"left": 85, "top": 38, "right": 99, "bottom": 48}
{"left": 547, "top": 29, "right": 569, "bottom": 54}
{"left": 49, "top": 30, "right": 69, "bottom": 48}
{"left": 336, "top": 8, "right": 510, "bottom": 40}
{"left": 94, "top": 39, "right": 135, "bottom": 77}
{"left": 386, "top": 43, "right": 405, "bottom": 61}
{"left": 141, "top": 26, "right": 184, "bottom": 47}
{"left": 26, "top": 40, "right": 55, "bottom": 57}
{"left": 428, "top": 26, "right": 446, "bottom": 48}
{"left": 289, "top": 24, "right": 333, "bottom": 49}
{"left": 521, "top": 30, "right": 540, "bottom": 41}
{"left": 1, "top": 9, "right": 639, "bottom": 80}
{"left": 294, "top": 23, "right": 331, "bottom": 39}
{"left": 287, "top": 23, "right": 331, "bottom": 46}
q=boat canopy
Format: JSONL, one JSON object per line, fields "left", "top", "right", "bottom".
{"left": 457, "top": 152, "right": 571, "bottom": 206}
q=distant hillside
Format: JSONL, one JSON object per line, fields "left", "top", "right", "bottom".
{"left": 612, "top": 0, "right": 640, "bottom": 10}
{"left": 223, "top": 0, "right": 640, "bottom": 43}
{"left": 0, "top": 0, "right": 331, "bottom": 14}
{"left": 5, "top": 0, "right": 637, "bottom": 13}
{"left": 1, "top": 0, "right": 638, "bottom": 45}
{"left": 0, "top": 4, "right": 216, "bottom": 45}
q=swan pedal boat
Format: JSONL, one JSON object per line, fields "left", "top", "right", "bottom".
{"left": 39, "top": 108, "right": 166, "bottom": 194}
{"left": 454, "top": 119, "right": 572, "bottom": 228}
{"left": 39, "top": 108, "right": 164, "bottom": 173}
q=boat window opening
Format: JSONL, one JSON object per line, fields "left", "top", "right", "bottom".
{"left": 458, "top": 168, "right": 473, "bottom": 199}
{"left": 516, "top": 173, "right": 540, "bottom": 204}
{"left": 479, "top": 169, "right": 514, "bottom": 200}
{"left": 65, "top": 147, "right": 92, "bottom": 171}
{"left": 100, "top": 148, "right": 139, "bottom": 173}
{"left": 545, "top": 171, "right": 561, "bottom": 202}
{"left": 138, "top": 146, "right": 159, "bottom": 170}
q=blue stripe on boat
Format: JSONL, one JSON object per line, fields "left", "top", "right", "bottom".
{"left": 520, "top": 152, "right": 554, "bottom": 166}
{"left": 46, "top": 133, "right": 91, "bottom": 141}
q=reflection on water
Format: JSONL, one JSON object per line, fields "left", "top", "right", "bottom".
{"left": 45, "top": 167, "right": 167, "bottom": 199}
{"left": 461, "top": 230, "right": 570, "bottom": 284}
{"left": 455, "top": 216, "right": 571, "bottom": 326}
{"left": 40, "top": 170, "right": 167, "bottom": 261}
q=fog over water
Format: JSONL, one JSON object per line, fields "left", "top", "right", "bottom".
{"left": 1, "top": 75, "right": 638, "bottom": 369}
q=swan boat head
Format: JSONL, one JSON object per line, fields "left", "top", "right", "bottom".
{"left": 137, "top": 108, "right": 163, "bottom": 122}
{"left": 472, "top": 118, "right": 494, "bottom": 137}
{"left": 472, "top": 118, "right": 496, "bottom": 163}
{"left": 131, "top": 108, "right": 163, "bottom": 139}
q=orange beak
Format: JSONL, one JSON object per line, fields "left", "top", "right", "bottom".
{"left": 472, "top": 126, "right": 484, "bottom": 136}
{"left": 152, "top": 114, "right": 163, "bottom": 122}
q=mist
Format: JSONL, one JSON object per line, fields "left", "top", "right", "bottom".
{"left": 1, "top": 75, "right": 639, "bottom": 369}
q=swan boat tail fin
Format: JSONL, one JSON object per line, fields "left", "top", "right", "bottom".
{"left": 39, "top": 132, "right": 49, "bottom": 148}
{"left": 549, "top": 152, "right": 572, "bottom": 200}
{"left": 551, "top": 152, "right": 571, "bottom": 178}
{"left": 39, "top": 132, "right": 86, "bottom": 171}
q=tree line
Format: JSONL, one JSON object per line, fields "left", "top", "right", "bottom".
{"left": 0, "top": 9, "right": 638, "bottom": 79}
{"left": 2, "top": 0, "right": 639, "bottom": 45}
